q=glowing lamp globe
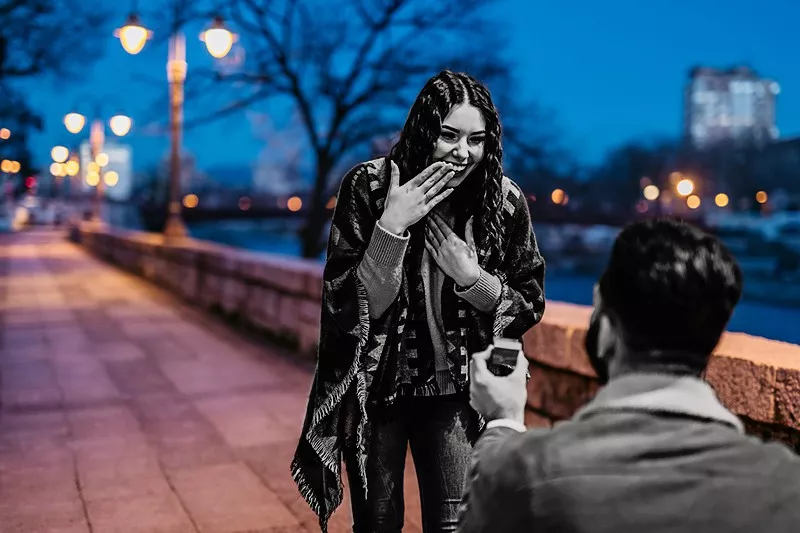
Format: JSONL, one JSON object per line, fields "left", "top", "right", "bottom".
{"left": 109, "top": 115, "right": 132, "bottom": 137}
{"left": 51, "top": 146, "right": 69, "bottom": 163}
{"left": 115, "top": 14, "right": 150, "bottom": 55}
{"left": 201, "top": 17, "right": 236, "bottom": 59}
{"left": 64, "top": 113, "right": 86, "bottom": 134}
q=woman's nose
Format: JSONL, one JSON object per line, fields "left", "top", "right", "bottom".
{"left": 453, "top": 138, "right": 468, "bottom": 158}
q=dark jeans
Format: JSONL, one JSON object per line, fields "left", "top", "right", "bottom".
{"left": 344, "top": 393, "right": 479, "bottom": 533}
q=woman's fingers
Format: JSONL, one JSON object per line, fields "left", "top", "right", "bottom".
{"left": 424, "top": 187, "right": 454, "bottom": 213}
{"left": 423, "top": 169, "right": 455, "bottom": 200}
{"left": 409, "top": 161, "right": 450, "bottom": 187}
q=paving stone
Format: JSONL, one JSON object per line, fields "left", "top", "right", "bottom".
{"left": 0, "top": 231, "right": 429, "bottom": 532}
{"left": 86, "top": 492, "right": 196, "bottom": 533}
{"left": 105, "top": 359, "right": 176, "bottom": 396}
{"left": 169, "top": 462, "right": 299, "bottom": 531}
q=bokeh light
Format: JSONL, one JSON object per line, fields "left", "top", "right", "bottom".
{"left": 51, "top": 146, "right": 69, "bottom": 163}
{"left": 64, "top": 113, "right": 86, "bottom": 134}
{"left": 287, "top": 196, "right": 303, "bottom": 212}
{"left": 676, "top": 179, "right": 694, "bottom": 197}
{"left": 103, "top": 171, "right": 119, "bottom": 187}
{"left": 183, "top": 194, "right": 199, "bottom": 208}
{"left": 715, "top": 193, "right": 729, "bottom": 207}
{"left": 756, "top": 191, "right": 768, "bottom": 204}
{"left": 686, "top": 195, "right": 701, "bottom": 209}
{"left": 109, "top": 115, "right": 132, "bottom": 137}
{"left": 643, "top": 185, "right": 660, "bottom": 201}
{"left": 85, "top": 171, "right": 100, "bottom": 187}
{"left": 65, "top": 160, "right": 80, "bottom": 177}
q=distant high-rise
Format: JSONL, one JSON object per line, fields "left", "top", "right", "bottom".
{"left": 684, "top": 66, "right": 780, "bottom": 147}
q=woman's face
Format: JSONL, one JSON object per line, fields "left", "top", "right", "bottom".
{"left": 431, "top": 103, "right": 486, "bottom": 188}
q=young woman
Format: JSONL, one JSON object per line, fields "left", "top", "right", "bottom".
{"left": 292, "top": 70, "right": 546, "bottom": 533}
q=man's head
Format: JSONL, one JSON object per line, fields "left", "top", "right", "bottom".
{"left": 585, "top": 218, "right": 743, "bottom": 383}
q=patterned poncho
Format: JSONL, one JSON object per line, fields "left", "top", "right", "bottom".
{"left": 291, "top": 157, "right": 545, "bottom": 531}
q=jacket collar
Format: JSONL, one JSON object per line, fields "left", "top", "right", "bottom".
{"left": 572, "top": 372, "right": 744, "bottom": 433}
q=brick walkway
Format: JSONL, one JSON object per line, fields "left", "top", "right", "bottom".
{"left": 0, "top": 230, "right": 423, "bottom": 533}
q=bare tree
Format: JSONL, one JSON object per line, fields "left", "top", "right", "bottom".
{"left": 0, "top": 0, "right": 109, "bottom": 82}
{"left": 0, "top": 0, "right": 110, "bottom": 189}
{"left": 171, "top": 0, "right": 537, "bottom": 258}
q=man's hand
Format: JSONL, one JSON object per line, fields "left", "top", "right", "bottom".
{"left": 470, "top": 345, "right": 529, "bottom": 424}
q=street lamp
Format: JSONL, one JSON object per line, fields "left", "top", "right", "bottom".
{"left": 51, "top": 146, "right": 69, "bottom": 163}
{"left": 64, "top": 113, "right": 86, "bottom": 134}
{"left": 63, "top": 107, "right": 131, "bottom": 224}
{"left": 109, "top": 115, "right": 132, "bottom": 137}
{"left": 200, "top": 16, "right": 238, "bottom": 59}
{"left": 117, "top": 10, "right": 236, "bottom": 238}
{"left": 114, "top": 13, "right": 151, "bottom": 55}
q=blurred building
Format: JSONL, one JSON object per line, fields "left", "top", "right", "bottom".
{"left": 684, "top": 66, "right": 780, "bottom": 148}
{"left": 79, "top": 141, "right": 133, "bottom": 201}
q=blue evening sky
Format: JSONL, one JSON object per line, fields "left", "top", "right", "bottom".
{"left": 22, "top": 0, "right": 800, "bottom": 174}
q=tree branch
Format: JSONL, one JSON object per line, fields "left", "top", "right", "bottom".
{"left": 181, "top": 87, "right": 272, "bottom": 130}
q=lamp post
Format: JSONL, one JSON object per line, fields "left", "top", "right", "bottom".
{"left": 116, "top": 12, "right": 236, "bottom": 239}
{"left": 63, "top": 107, "right": 131, "bottom": 224}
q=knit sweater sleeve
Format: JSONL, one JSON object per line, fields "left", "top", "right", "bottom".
{"left": 356, "top": 219, "right": 410, "bottom": 320}
{"left": 454, "top": 268, "right": 503, "bottom": 313}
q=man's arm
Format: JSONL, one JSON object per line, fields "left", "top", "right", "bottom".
{"left": 457, "top": 426, "right": 534, "bottom": 533}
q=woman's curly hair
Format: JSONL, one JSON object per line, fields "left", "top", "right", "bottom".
{"left": 389, "top": 70, "right": 505, "bottom": 265}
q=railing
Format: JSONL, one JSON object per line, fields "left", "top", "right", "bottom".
{"left": 70, "top": 222, "right": 800, "bottom": 453}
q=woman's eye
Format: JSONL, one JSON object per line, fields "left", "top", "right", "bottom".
{"left": 440, "top": 131, "right": 457, "bottom": 141}
{"left": 469, "top": 137, "right": 485, "bottom": 145}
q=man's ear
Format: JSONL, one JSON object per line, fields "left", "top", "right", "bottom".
{"left": 597, "top": 307, "right": 623, "bottom": 361}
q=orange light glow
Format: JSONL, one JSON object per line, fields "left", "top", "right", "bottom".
{"left": 183, "top": 194, "right": 199, "bottom": 208}
{"left": 287, "top": 196, "right": 303, "bottom": 212}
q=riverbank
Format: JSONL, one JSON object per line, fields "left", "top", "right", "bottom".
{"left": 188, "top": 220, "right": 800, "bottom": 345}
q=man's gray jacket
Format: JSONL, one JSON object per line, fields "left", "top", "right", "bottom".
{"left": 457, "top": 373, "right": 800, "bottom": 532}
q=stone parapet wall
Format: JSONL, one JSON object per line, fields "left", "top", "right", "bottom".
{"left": 72, "top": 224, "right": 800, "bottom": 452}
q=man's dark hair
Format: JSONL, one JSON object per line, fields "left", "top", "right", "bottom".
{"left": 598, "top": 218, "right": 743, "bottom": 364}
